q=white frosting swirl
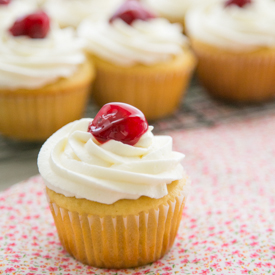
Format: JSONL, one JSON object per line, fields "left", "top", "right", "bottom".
{"left": 0, "top": 0, "right": 37, "bottom": 30}
{"left": 44, "top": 0, "right": 123, "bottom": 28}
{"left": 38, "top": 118, "right": 185, "bottom": 204}
{"left": 143, "top": 0, "right": 203, "bottom": 19}
{"left": 78, "top": 18, "right": 187, "bottom": 66}
{"left": 0, "top": 25, "right": 85, "bottom": 90}
{"left": 185, "top": 0, "right": 275, "bottom": 51}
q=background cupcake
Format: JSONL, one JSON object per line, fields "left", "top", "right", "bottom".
{"left": 185, "top": 0, "right": 275, "bottom": 103}
{"left": 0, "top": 11, "right": 95, "bottom": 141}
{"left": 38, "top": 102, "right": 189, "bottom": 268}
{"left": 78, "top": 0, "right": 196, "bottom": 120}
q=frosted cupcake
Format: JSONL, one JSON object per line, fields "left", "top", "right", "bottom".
{"left": 78, "top": 0, "right": 196, "bottom": 120}
{"left": 0, "top": 0, "right": 37, "bottom": 30}
{"left": 44, "top": 0, "right": 123, "bottom": 28}
{"left": 0, "top": 11, "right": 95, "bottom": 141}
{"left": 186, "top": 0, "right": 275, "bottom": 102}
{"left": 38, "top": 102, "right": 189, "bottom": 268}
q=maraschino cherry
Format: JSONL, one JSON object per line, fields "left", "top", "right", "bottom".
{"left": 0, "top": 0, "right": 11, "bottom": 5}
{"left": 88, "top": 102, "right": 149, "bottom": 146}
{"left": 9, "top": 11, "right": 50, "bottom": 38}
{"left": 225, "top": 0, "right": 252, "bottom": 8}
{"left": 109, "top": 0, "right": 155, "bottom": 25}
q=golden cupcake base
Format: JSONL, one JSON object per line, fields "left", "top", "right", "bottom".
{"left": 46, "top": 178, "right": 189, "bottom": 268}
{"left": 191, "top": 39, "right": 275, "bottom": 103}
{"left": 90, "top": 51, "right": 196, "bottom": 120}
{"left": 0, "top": 60, "right": 95, "bottom": 141}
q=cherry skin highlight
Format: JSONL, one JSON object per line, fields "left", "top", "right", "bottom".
{"left": 88, "top": 102, "right": 149, "bottom": 146}
{"left": 9, "top": 11, "right": 50, "bottom": 38}
{"left": 225, "top": 0, "right": 252, "bottom": 8}
{"left": 0, "top": 0, "right": 11, "bottom": 5}
{"left": 109, "top": 0, "right": 156, "bottom": 25}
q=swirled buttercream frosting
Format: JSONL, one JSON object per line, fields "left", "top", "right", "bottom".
{"left": 78, "top": 18, "right": 187, "bottom": 66}
{"left": 143, "top": 0, "right": 202, "bottom": 19}
{"left": 0, "top": 0, "right": 36, "bottom": 30}
{"left": 38, "top": 118, "right": 185, "bottom": 204}
{"left": 44, "top": 0, "right": 123, "bottom": 28}
{"left": 0, "top": 24, "right": 85, "bottom": 90}
{"left": 185, "top": 0, "right": 275, "bottom": 51}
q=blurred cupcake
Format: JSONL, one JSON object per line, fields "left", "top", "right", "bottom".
{"left": 38, "top": 102, "right": 189, "bottom": 268}
{"left": 44, "top": 0, "right": 123, "bottom": 28}
{"left": 78, "top": 0, "right": 196, "bottom": 120}
{"left": 186, "top": 0, "right": 275, "bottom": 103}
{"left": 0, "top": 11, "right": 95, "bottom": 141}
{"left": 0, "top": 0, "right": 37, "bottom": 30}
{"left": 142, "top": 0, "right": 203, "bottom": 31}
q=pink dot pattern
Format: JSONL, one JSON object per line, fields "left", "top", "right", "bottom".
{"left": 1, "top": 115, "right": 275, "bottom": 274}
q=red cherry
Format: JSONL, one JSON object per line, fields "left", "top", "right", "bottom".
{"left": 88, "top": 102, "right": 149, "bottom": 146}
{"left": 110, "top": 0, "right": 156, "bottom": 25}
{"left": 25, "top": 11, "right": 50, "bottom": 38}
{"left": 9, "top": 11, "right": 50, "bottom": 39}
{"left": 9, "top": 17, "right": 27, "bottom": 36}
{"left": 0, "top": 0, "right": 11, "bottom": 5}
{"left": 225, "top": 0, "right": 252, "bottom": 8}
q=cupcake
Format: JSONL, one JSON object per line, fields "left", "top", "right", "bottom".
{"left": 142, "top": 0, "right": 203, "bottom": 31}
{"left": 0, "top": 0, "right": 37, "bottom": 30}
{"left": 44, "top": 0, "right": 123, "bottom": 28}
{"left": 78, "top": 0, "right": 196, "bottom": 120}
{"left": 0, "top": 11, "right": 95, "bottom": 141}
{"left": 185, "top": 0, "right": 275, "bottom": 103}
{"left": 38, "top": 102, "right": 189, "bottom": 268}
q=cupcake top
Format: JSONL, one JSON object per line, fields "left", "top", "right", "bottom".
{"left": 0, "top": 11, "right": 85, "bottom": 90}
{"left": 38, "top": 103, "right": 185, "bottom": 204}
{"left": 44, "top": 0, "right": 124, "bottom": 28}
{"left": 78, "top": 0, "right": 188, "bottom": 66}
{"left": 142, "top": 0, "right": 203, "bottom": 20}
{"left": 185, "top": 0, "right": 275, "bottom": 51}
{"left": 0, "top": 0, "right": 37, "bottom": 30}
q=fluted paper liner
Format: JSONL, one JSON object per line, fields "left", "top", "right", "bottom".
{"left": 47, "top": 188, "right": 187, "bottom": 269}
{"left": 90, "top": 50, "right": 196, "bottom": 120}
{"left": 0, "top": 61, "right": 94, "bottom": 141}
{"left": 191, "top": 39, "right": 275, "bottom": 103}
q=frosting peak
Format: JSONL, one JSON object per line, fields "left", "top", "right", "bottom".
{"left": 78, "top": 17, "right": 187, "bottom": 66}
{"left": 143, "top": 0, "right": 202, "bottom": 18}
{"left": 0, "top": 24, "right": 85, "bottom": 89}
{"left": 44, "top": 0, "right": 124, "bottom": 28}
{"left": 0, "top": 0, "right": 37, "bottom": 31}
{"left": 38, "top": 118, "right": 185, "bottom": 204}
{"left": 186, "top": 0, "right": 275, "bottom": 51}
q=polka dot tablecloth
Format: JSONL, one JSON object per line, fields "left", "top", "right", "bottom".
{"left": 1, "top": 115, "right": 275, "bottom": 275}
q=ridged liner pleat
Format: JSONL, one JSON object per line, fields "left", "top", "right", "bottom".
{"left": 94, "top": 71, "right": 190, "bottom": 121}
{"left": 91, "top": 54, "right": 196, "bottom": 121}
{"left": 192, "top": 41, "right": 275, "bottom": 103}
{"left": 0, "top": 86, "right": 89, "bottom": 141}
{"left": 48, "top": 191, "right": 186, "bottom": 269}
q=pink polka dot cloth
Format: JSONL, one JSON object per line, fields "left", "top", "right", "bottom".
{"left": 1, "top": 115, "right": 275, "bottom": 275}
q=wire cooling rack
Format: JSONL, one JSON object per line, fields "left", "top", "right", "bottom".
{"left": 1, "top": 79, "right": 275, "bottom": 162}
